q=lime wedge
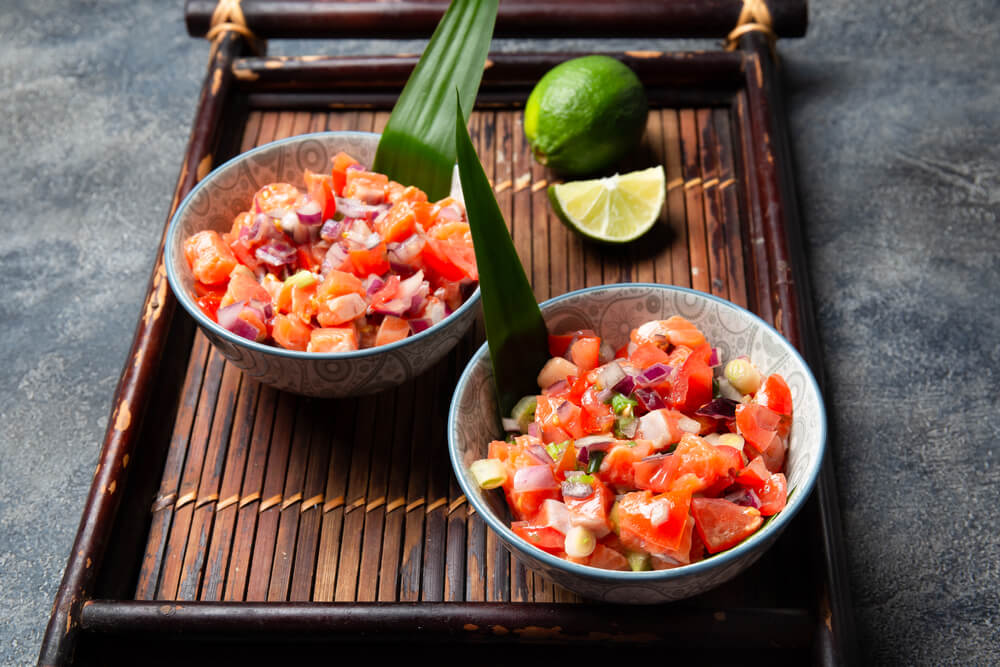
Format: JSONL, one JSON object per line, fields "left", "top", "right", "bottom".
{"left": 547, "top": 166, "right": 665, "bottom": 243}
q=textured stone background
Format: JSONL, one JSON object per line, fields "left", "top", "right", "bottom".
{"left": 1, "top": 1, "right": 997, "bottom": 664}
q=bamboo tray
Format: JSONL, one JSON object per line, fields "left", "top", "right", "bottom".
{"left": 40, "top": 1, "right": 856, "bottom": 664}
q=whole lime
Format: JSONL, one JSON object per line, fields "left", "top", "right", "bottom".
{"left": 524, "top": 55, "right": 648, "bottom": 176}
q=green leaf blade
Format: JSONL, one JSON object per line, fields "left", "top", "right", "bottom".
{"left": 455, "top": 96, "right": 550, "bottom": 416}
{"left": 373, "top": 0, "right": 498, "bottom": 201}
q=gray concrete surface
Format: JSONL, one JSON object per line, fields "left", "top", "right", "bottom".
{"left": 1, "top": 1, "right": 997, "bottom": 664}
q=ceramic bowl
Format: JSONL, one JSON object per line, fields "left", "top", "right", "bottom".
{"left": 165, "top": 131, "right": 480, "bottom": 397}
{"left": 448, "top": 283, "right": 826, "bottom": 603}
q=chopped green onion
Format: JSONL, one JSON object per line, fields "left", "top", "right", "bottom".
{"left": 585, "top": 450, "right": 605, "bottom": 474}
{"left": 469, "top": 458, "right": 507, "bottom": 490}
{"left": 712, "top": 376, "right": 721, "bottom": 398}
{"left": 611, "top": 393, "right": 637, "bottom": 415}
{"left": 724, "top": 357, "right": 762, "bottom": 395}
{"left": 625, "top": 440, "right": 638, "bottom": 448}
{"left": 565, "top": 472, "right": 595, "bottom": 485}
{"left": 627, "top": 551, "right": 651, "bottom": 572}
{"left": 546, "top": 439, "right": 570, "bottom": 461}
{"left": 285, "top": 270, "right": 317, "bottom": 288}
{"left": 613, "top": 415, "right": 637, "bottom": 439}
{"left": 511, "top": 395, "right": 538, "bottom": 432}
{"left": 564, "top": 526, "right": 596, "bottom": 558}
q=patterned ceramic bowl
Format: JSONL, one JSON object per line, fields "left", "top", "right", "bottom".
{"left": 165, "top": 132, "right": 480, "bottom": 397}
{"left": 448, "top": 283, "right": 826, "bottom": 603}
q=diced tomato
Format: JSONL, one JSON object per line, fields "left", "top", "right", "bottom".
{"left": 295, "top": 245, "right": 317, "bottom": 273}
{"left": 547, "top": 330, "right": 596, "bottom": 358}
{"left": 735, "top": 403, "right": 788, "bottom": 473}
{"left": 375, "top": 315, "right": 411, "bottom": 346}
{"left": 276, "top": 278, "right": 318, "bottom": 323}
{"left": 368, "top": 275, "right": 400, "bottom": 312}
{"left": 757, "top": 472, "right": 787, "bottom": 516}
{"left": 691, "top": 497, "right": 763, "bottom": 554}
{"left": 511, "top": 522, "right": 565, "bottom": 554}
{"left": 535, "top": 395, "right": 585, "bottom": 440}
{"left": 505, "top": 488, "right": 559, "bottom": 523}
{"left": 316, "top": 293, "right": 366, "bottom": 327}
{"left": 344, "top": 170, "right": 388, "bottom": 205}
{"left": 196, "top": 292, "right": 223, "bottom": 321}
{"left": 735, "top": 455, "right": 771, "bottom": 490}
{"left": 630, "top": 316, "right": 706, "bottom": 349}
{"left": 303, "top": 168, "right": 336, "bottom": 221}
{"left": 629, "top": 342, "right": 672, "bottom": 370}
{"left": 668, "top": 342, "right": 714, "bottom": 413}
{"left": 615, "top": 343, "right": 630, "bottom": 359}
{"left": 426, "top": 197, "right": 466, "bottom": 230}
{"left": 564, "top": 478, "right": 615, "bottom": 537}
{"left": 568, "top": 336, "right": 601, "bottom": 373}
{"left": 272, "top": 314, "right": 312, "bottom": 351}
{"left": 184, "top": 230, "right": 238, "bottom": 285}
{"left": 375, "top": 202, "right": 418, "bottom": 244}
{"left": 220, "top": 265, "right": 271, "bottom": 308}
{"left": 348, "top": 243, "right": 390, "bottom": 277}
{"left": 616, "top": 489, "right": 693, "bottom": 558}
{"left": 567, "top": 543, "right": 630, "bottom": 570}
{"left": 388, "top": 183, "right": 429, "bottom": 207}
{"left": 307, "top": 326, "right": 358, "bottom": 353}
{"left": 756, "top": 374, "right": 794, "bottom": 432}
{"left": 228, "top": 238, "right": 261, "bottom": 272}
{"left": 254, "top": 183, "right": 302, "bottom": 215}
{"left": 317, "top": 269, "right": 365, "bottom": 300}
{"left": 598, "top": 441, "right": 653, "bottom": 491}
{"left": 488, "top": 439, "right": 510, "bottom": 463}
{"left": 633, "top": 454, "right": 678, "bottom": 493}
{"left": 580, "top": 387, "right": 615, "bottom": 434}
{"left": 702, "top": 444, "right": 744, "bottom": 496}
{"left": 330, "top": 152, "right": 360, "bottom": 197}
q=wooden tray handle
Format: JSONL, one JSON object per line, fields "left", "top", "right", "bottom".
{"left": 186, "top": 0, "right": 807, "bottom": 41}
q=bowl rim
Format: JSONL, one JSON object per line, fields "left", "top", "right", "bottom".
{"left": 448, "top": 282, "right": 827, "bottom": 582}
{"left": 164, "top": 130, "right": 481, "bottom": 361}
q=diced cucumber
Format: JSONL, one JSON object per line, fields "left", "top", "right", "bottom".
{"left": 627, "top": 551, "right": 651, "bottom": 572}
{"left": 511, "top": 395, "right": 538, "bottom": 432}
{"left": 469, "top": 458, "right": 507, "bottom": 490}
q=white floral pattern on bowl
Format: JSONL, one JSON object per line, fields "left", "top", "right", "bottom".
{"left": 165, "top": 132, "right": 480, "bottom": 397}
{"left": 448, "top": 283, "right": 826, "bottom": 603}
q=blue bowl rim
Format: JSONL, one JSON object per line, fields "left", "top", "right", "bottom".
{"left": 164, "top": 130, "right": 482, "bottom": 361}
{"left": 448, "top": 282, "right": 828, "bottom": 584}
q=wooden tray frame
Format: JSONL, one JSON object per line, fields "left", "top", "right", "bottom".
{"left": 40, "top": 2, "right": 856, "bottom": 665}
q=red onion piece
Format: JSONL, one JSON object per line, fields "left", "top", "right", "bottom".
{"left": 408, "top": 318, "right": 432, "bottom": 334}
{"left": 709, "top": 347, "right": 721, "bottom": 368}
{"left": 595, "top": 387, "right": 614, "bottom": 404}
{"left": 597, "top": 362, "right": 626, "bottom": 392}
{"left": 634, "top": 388, "right": 667, "bottom": 412}
{"left": 527, "top": 422, "right": 541, "bottom": 438}
{"left": 637, "top": 363, "right": 672, "bottom": 387}
{"left": 556, "top": 400, "right": 576, "bottom": 423}
{"left": 613, "top": 373, "right": 636, "bottom": 396}
{"left": 695, "top": 398, "right": 739, "bottom": 420}
{"left": 320, "top": 219, "right": 343, "bottom": 242}
{"left": 561, "top": 480, "right": 594, "bottom": 499}
{"left": 364, "top": 274, "right": 385, "bottom": 296}
{"left": 387, "top": 234, "right": 425, "bottom": 268}
{"left": 724, "top": 488, "right": 761, "bottom": 509}
{"left": 574, "top": 435, "right": 614, "bottom": 451}
{"left": 215, "top": 301, "right": 260, "bottom": 341}
{"left": 255, "top": 240, "right": 296, "bottom": 268}
{"left": 420, "top": 297, "right": 448, "bottom": 325}
{"left": 321, "top": 242, "right": 348, "bottom": 276}
{"left": 577, "top": 447, "right": 590, "bottom": 466}
{"left": 543, "top": 379, "right": 569, "bottom": 396}
{"left": 526, "top": 444, "right": 553, "bottom": 464}
{"left": 336, "top": 196, "right": 380, "bottom": 220}
{"left": 296, "top": 198, "right": 324, "bottom": 225}
{"left": 512, "top": 465, "right": 558, "bottom": 493}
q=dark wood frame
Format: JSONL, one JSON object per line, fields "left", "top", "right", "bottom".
{"left": 40, "top": 2, "right": 856, "bottom": 665}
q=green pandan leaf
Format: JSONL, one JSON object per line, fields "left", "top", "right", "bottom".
{"left": 373, "top": 0, "right": 498, "bottom": 201}
{"left": 455, "top": 95, "right": 550, "bottom": 416}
